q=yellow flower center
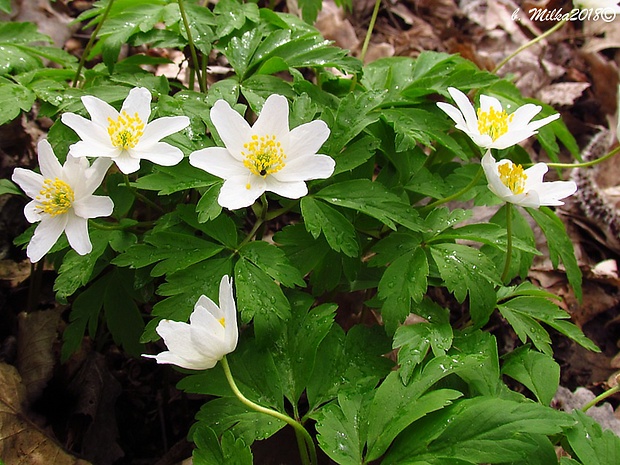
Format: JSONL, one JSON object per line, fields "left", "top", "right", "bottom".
{"left": 107, "top": 111, "right": 145, "bottom": 149}
{"left": 477, "top": 106, "right": 514, "bottom": 141}
{"left": 498, "top": 162, "right": 527, "bottom": 195}
{"left": 36, "top": 178, "right": 75, "bottom": 216}
{"left": 242, "top": 134, "right": 286, "bottom": 187}
{"left": 218, "top": 317, "right": 226, "bottom": 328}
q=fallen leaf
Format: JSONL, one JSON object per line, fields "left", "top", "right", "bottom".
{"left": 537, "top": 82, "right": 591, "bottom": 106}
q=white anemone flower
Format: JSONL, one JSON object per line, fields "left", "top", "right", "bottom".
{"left": 143, "top": 275, "right": 238, "bottom": 370}
{"left": 189, "top": 94, "right": 335, "bottom": 210}
{"left": 437, "top": 87, "right": 560, "bottom": 150}
{"left": 12, "top": 140, "right": 114, "bottom": 263}
{"left": 61, "top": 87, "right": 190, "bottom": 175}
{"left": 481, "top": 151, "right": 577, "bottom": 208}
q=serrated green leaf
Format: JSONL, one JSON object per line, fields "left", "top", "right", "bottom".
{"left": 502, "top": 346, "right": 560, "bottom": 405}
{"left": 430, "top": 243, "right": 500, "bottom": 326}
{"left": 0, "top": 83, "right": 36, "bottom": 124}
{"left": 213, "top": 0, "right": 260, "bottom": 37}
{"left": 332, "top": 135, "right": 378, "bottom": 175}
{"left": 527, "top": 207, "right": 582, "bottom": 300}
{"left": 317, "top": 179, "right": 425, "bottom": 232}
{"left": 238, "top": 241, "right": 304, "bottom": 288}
{"left": 196, "top": 183, "right": 223, "bottom": 223}
{"left": 192, "top": 426, "right": 253, "bottom": 465}
{"left": 132, "top": 159, "right": 219, "bottom": 194}
{"left": 564, "top": 410, "right": 620, "bottom": 465}
{"left": 274, "top": 223, "right": 330, "bottom": 276}
{"left": 301, "top": 197, "right": 359, "bottom": 257}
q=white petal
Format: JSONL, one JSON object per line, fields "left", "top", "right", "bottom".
{"left": 27, "top": 215, "right": 67, "bottom": 263}
{"left": 252, "top": 94, "right": 290, "bottom": 140}
{"left": 447, "top": 87, "right": 479, "bottom": 133}
{"left": 274, "top": 154, "right": 335, "bottom": 182}
{"left": 113, "top": 153, "right": 142, "bottom": 174}
{"left": 210, "top": 100, "right": 251, "bottom": 161}
{"left": 481, "top": 152, "right": 513, "bottom": 200}
{"left": 143, "top": 351, "right": 212, "bottom": 370}
{"left": 507, "top": 104, "right": 542, "bottom": 128}
{"left": 490, "top": 130, "right": 537, "bottom": 150}
{"left": 142, "top": 116, "right": 190, "bottom": 142}
{"left": 287, "top": 120, "right": 330, "bottom": 160}
{"left": 24, "top": 200, "right": 43, "bottom": 223}
{"left": 62, "top": 154, "right": 89, "bottom": 194}
{"left": 82, "top": 95, "right": 119, "bottom": 128}
{"left": 190, "top": 147, "right": 246, "bottom": 179}
{"left": 218, "top": 175, "right": 265, "bottom": 210}
{"left": 264, "top": 177, "right": 308, "bottom": 199}
{"left": 219, "top": 275, "right": 238, "bottom": 351}
{"left": 121, "top": 87, "right": 152, "bottom": 125}
{"left": 68, "top": 140, "right": 121, "bottom": 159}
{"left": 523, "top": 162, "right": 548, "bottom": 190}
{"left": 37, "top": 140, "right": 63, "bottom": 179}
{"left": 478, "top": 94, "right": 504, "bottom": 114}
{"left": 83, "top": 158, "right": 114, "bottom": 196}
{"left": 61, "top": 113, "right": 110, "bottom": 145}
{"left": 521, "top": 113, "right": 560, "bottom": 133}
{"left": 510, "top": 190, "right": 541, "bottom": 208}
{"left": 437, "top": 102, "right": 469, "bottom": 133}
{"left": 65, "top": 215, "right": 92, "bottom": 255}
{"left": 536, "top": 180, "right": 577, "bottom": 206}
{"left": 192, "top": 296, "right": 225, "bottom": 329}
{"left": 12, "top": 168, "right": 44, "bottom": 199}
{"left": 189, "top": 325, "right": 228, "bottom": 361}
{"left": 156, "top": 320, "right": 203, "bottom": 361}
{"left": 130, "top": 142, "right": 184, "bottom": 167}
{"left": 73, "top": 196, "right": 114, "bottom": 219}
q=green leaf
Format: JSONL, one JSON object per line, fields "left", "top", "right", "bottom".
{"left": 213, "top": 0, "right": 260, "bottom": 37}
{"left": 0, "top": 178, "right": 24, "bottom": 196}
{"left": 295, "top": 0, "right": 322, "bottom": 23}
{"left": 429, "top": 243, "right": 500, "bottom": 326}
{"left": 234, "top": 259, "right": 290, "bottom": 345}
{"left": 527, "top": 207, "right": 582, "bottom": 300}
{"left": 316, "top": 179, "right": 425, "bottom": 232}
{"left": 301, "top": 197, "right": 359, "bottom": 257}
{"left": 238, "top": 241, "right": 304, "bottom": 288}
{"left": 132, "top": 159, "right": 219, "bottom": 194}
{"left": 104, "top": 269, "right": 144, "bottom": 357}
{"left": 332, "top": 135, "right": 378, "bottom": 175}
{"left": 274, "top": 223, "right": 331, "bottom": 276}
{"left": 502, "top": 346, "right": 560, "bottom": 405}
{"left": 0, "top": 83, "right": 36, "bottom": 124}
{"left": 196, "top": 183, "right": 223, "bottom": 223}
{"left": 192, "top": 426, "right": 253, "bottom": 465}
{"left": 564, "top": 410, "right": 620, "bottom": 465}
{"left": 383, "top": 397, "right": 576, "bottom": 464}
{"left": 0, "top": 0, "right": 10, "bottom": 13}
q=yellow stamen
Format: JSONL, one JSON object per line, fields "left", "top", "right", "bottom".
{"left": 241, "top": 134, "right": 286, "bottom": 177}
{"left": 477, "top": 106, "right": 514, "bottom": 140}
{"left": 497, "top": 162, "right": 527, "bottom": 195}
{"left": 218, "top": 317, "right": 226, "bottom": 327}
{"left": 107, "top": 110, "right": 145, "bottom": 149}
{"left": 36, "top": 178, "right": 75, "bottom": 216}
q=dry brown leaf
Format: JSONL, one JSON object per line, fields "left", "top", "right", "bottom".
{"left": 582, "top": 17, "right": 620, "bottom": 53}
{"left": 315, "top": 0, "right": 360, "bottom": 52}
{"left": 17, "top": 310, "right": 61, "bottom": 404}
{"left": 0, "top": 260, "right": 31, "bottom": 286}
{"left": 0, "top": 363, "right": 92, "bottom": 465}
{"left": 537, "top": 82, "right": 591, "bottom": 106}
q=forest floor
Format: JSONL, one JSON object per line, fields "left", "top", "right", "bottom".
{"left": 0, "top": 1, "right": 619, "bottom": 464}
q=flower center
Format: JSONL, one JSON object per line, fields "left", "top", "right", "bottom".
{"left": 107, "top": 111, "right": 145, "bottom": 149}
{"left": 497, "top": 162, "right": 527, "bottom": 195}
{"left": 242, "top": 134, "right": 286, "bottom": 181}
{"left": 218, "top": 317, "right": 226, "bottom": 328}
{"left": 477, "top": 106, "right": 514, "bottom": 141}
{"left": 36, "top": 178, "right": 75, "bottom": 216}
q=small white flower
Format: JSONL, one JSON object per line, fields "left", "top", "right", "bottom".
{"left": 189, "top": 94, "right": 335, "bottom": 210}
{"left": 61, "top": 87, "right": 190, "bottom": 175}
{"left": 437, "top": 87, "right": 560, "bottom": 150}
{"left": 481, "top": 151, "right": 577, "bottom": 208}
{"left": 143, "top": 275, "right": 238, "bottom": 370}
{"left": 12, "top": 140, "right": 114, "bottom": 262}
{"left": 574, "top": 0, "right": 620, "bottom": 14}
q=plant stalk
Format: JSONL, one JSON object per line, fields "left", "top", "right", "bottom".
{"left": 581, "top": 383, "right": 620, "bottom": 412}
{"left": 178, "top": 0, "right": 205, "bottom": 92}
{"left": 501, "top": 202, "right": 513, "bottom": 284}
{"left": 544, "top": 145, "right": 620, "bottom": 169}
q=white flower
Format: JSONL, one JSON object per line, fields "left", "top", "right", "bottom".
{"left": 189, "top": 94, "right": 335, "bottom": 210}
{"left": 12, "top": 140, "right": 114, "bottom": 262}
{"left": 143, "top": 275, "right": 238, "bottom": 370}
{"left": 61, "top": 87, "right": 190, "bottom": 175}
{"left": 437, "top": 87, "right": 560, "bottom": 150}
{"left": 574, "top": 0, "right": 620, "bottom": 14}
{"left": 481, "top": 151, "right": 577, "bottom": 208}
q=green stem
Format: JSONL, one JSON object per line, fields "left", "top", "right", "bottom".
{"left": 238, "top": 195, "right": 268, "bottom": 248}
{"left": 178, "top": 0, "right": 205, "bottom": 92}
{"left": 543, "top": 145, "right": 620, "bottom": 169}
{"left": 501, "top": 203, "right": 513, "bottom": 284}
{"left": 581, "top": 383, "right": 620, "bottom": 412}
{"left": 72, "top": 0, "right": 116, "bottom": 87}
{"left": 123, "top": 175, "right": 164, "bottom": 213}
{"left": 493, "top": 18, "right": 567, "bottom": 74}
{"left": 422, "top": 167, "right": 483, "bottom": 213}
{"left": 359, "top": 0, "right": 381, "bottom": 63}
{"left": 221, "top": 356, "right": 317, "bottom": 465}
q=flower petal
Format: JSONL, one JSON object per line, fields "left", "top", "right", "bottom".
{"left": 12, "top": 168, "right": 44, "bottom": 199}
{"left": 81, "top": 95, "right": 119, "bottom": 129}
{"left": 509, "top": 190, "right": 541, "bottom": 208}
{"left": 264, "top": 177, "right": 308, "bottom": 199}
{"left": 507, "top": 103, "right": 542, "bottom": 128}
{"left": 478, "top": 94, "right": 504, "bottom": 114}
{"left": 287, "top": 120, "right": 330, "bottom": 160}
{"left": 190, "top": 147, "right": 246, "bottom": 179}
{"left": 83, "top": 157, "right": 114, "bottom": 196}
{"left": 61, "top": 112, "right": 111, "bottom": 145}
{"left": 252, "top": 94, "right": 290, "bottom": 140}
{"left": 522, "top": 162, "right": 548, "bottom": 190}
{"left": 130, "top": 141, "right": 184, "bottom": 167}
{"left": 536, "top": 180, "right": 577, "bottom": 206}
{"left": 24, "top": 200, "right": 43, "bottom": 223}
{"left": 219, "top": 275, "right": 238, "bottom": 351}
{"left": 121, "top": 87, "right": 152, "bottom": 125}
{"left": 481, "top": 152, "right": 514, "bottom": 201}
{"left": 143, "top": 351, "right": 209, "bottom": 370}
{"left": 210, "top": 100, "right": 251, "bottom": 161}
{"left": 218, "top": 175, "right": 265, "bottom": 210}
{"left": 155, "top": 320, "right": 203, "bottom": 361}
{"left": 27, "top": 214, "right": 67, "bottom": 262}
{"left": 73, "top": 195, "right": 114, "bottom": 219}
{"left": 437, "top": 102, "right": 469, "bottom": 133}
{"left": 64, "top": 215, "right": 92, "bottom": 255}
{"left": 67, "top": 140, "right": 121, "bottom": 160}
{"left": 37, "top": 140, "right": 63, "bottom": 179}
{"left": 274, "top": 154, "right": 335, "bottom": 182}
{"left": 141, "top": 116, "right": 190, "bottom": 142}
{"left": 113, "top": 152, "right": 142, "bottom": 174}
{"left": 447, "top": 87, "right": 479, "bottom": 132}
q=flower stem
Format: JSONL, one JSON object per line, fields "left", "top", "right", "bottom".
{"left": 501, "top": 202, "right": 513, "bottom": 284}
{"left": 221, "top": 356, "right": 317, "bottom": 465}
{"left": 359, "top": 0, "right": 381, "bottom": 64}
{"left": 544, "top": 145, "right": 620, "bottom": 169}
{"left": 581, "top": 382, "right": 620, "bottom": 412}
{"left": 493, "top": 18, "right": 567, "bottom": 74}
{"left": 422, "top": 167, "right": 483, "bottom": 213}
{"left": 72, "top": 0, "right": 116, "bottom": 87}
{"left": 178, "top": 0, "right": 205, "bottom": 93}
{"left": 123, "top": 175, "right": 164, "bottom": 213}
{"left": 238, "top": 195, "right": 268, "bottom": 249}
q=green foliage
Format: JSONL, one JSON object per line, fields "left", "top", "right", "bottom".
{"left": 192, "top": 425, "right": 253, "bottom": 465}
{"left": 563, "top": 410, "right": 620, "bottom": 465}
